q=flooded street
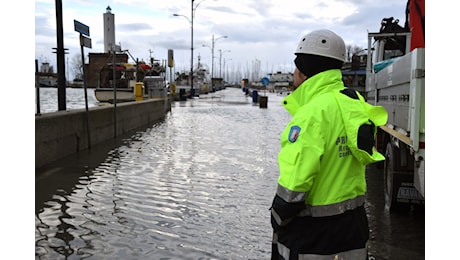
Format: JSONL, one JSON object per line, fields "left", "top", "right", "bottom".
{"left": 35, "top": 87, "right": 424, "bottom": 259}
{"left": 365, "top": 165, "right": 425, "bottom": 259}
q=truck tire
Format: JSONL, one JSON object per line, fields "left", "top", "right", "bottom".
{"left": 383, "top": 142, "right": 411, "bottom": 212}
{"left": 384, "top": 142, "right": 397, "bottom": 210}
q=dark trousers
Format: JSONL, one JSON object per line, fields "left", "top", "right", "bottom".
{"left": 271, "top": 205, "right": 369, "bottom": 259}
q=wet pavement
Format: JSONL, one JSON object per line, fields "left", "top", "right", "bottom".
{"left": 365, "top": 164, "right": 425, "bottom": 259}
{"left": 35, "top": 87, "right": 425, "bottom": 259}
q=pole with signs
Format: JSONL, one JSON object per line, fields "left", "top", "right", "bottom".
{"left": 74, "top": 20, "right": 92, "bottom": 148}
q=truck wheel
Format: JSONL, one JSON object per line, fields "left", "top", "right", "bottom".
{"left": 384, "top": 142, "right": 420, "bottom": 212}
{"left": 384, "top": 143, "right": 396, "bottom": 210}
{"left": 383, "top": 142, "right": 408, "bottom": 211}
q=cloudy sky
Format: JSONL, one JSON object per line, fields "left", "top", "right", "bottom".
{"left": 34, "top": 0, "right": 409, "bottom": 81}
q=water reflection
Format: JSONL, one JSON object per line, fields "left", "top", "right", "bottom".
{"left": 365, "top": 165, "right": 425, "bottom": 259}
{"left": 36, "top": 87, "right": 99, "bottom": 114}
{"left": 36, "top": 88, "right": 424, "bottom": 259}
{"left": 36, "top": 88, "right": 290, "bottom": 259}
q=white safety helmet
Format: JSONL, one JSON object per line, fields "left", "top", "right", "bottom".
{"left": 295, "top": 29, "right": 346, "bottom": 63}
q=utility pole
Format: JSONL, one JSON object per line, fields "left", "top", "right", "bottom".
{"left": 54, "top": 0, "right": 68, "bottom": 111}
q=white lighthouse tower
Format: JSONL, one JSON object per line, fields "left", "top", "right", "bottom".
{"left": 103, "top": 6, "right": 119, "bottom": 52}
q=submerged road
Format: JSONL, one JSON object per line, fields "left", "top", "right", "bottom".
{"left": 35, "top": 87, "right": 424, "bottom": 259}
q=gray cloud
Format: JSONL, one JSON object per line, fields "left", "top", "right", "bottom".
{"left": 118, "top": 23, "right": 153, "bottom": 32}
{"left": 35, "top": 15, "right": 55, "bottom": 37}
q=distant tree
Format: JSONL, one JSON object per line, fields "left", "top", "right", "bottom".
{"left": 70, "top": 53, "right": 84, "bottom": 80}
{"left": 345, "top": 44, "right": 365, "bottom": 62}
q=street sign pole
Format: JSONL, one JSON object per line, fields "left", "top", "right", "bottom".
{"left": 75, "top": 20, "right": 92, "bottom": 148}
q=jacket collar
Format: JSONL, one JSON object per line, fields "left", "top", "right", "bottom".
{"left": 282, "top": 69, "right": 344, "bottom": 116}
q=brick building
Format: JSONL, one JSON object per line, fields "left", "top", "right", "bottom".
{"left": 85, "top": 52, "right": 128, "bottom": 88}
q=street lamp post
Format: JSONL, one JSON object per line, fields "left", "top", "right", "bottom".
{"left": 173, "top": 13, "right": 193, "bottom": 95}
{"left": 201, "top": 44, "right": 212, "bottom": 80}
{"left": 223, "top": 58, "right": 232, "bottom": 83}
{"left": 190, "top": 0, "right": 194, "bottom": 96}
{"left": 203, "top": 34, "right": 227, "bottom": 90}
{"left": 219, "top": 49, "right": 231, "bottom": 78}
{"left": 173, "top": 0, "right": 216, "bottom": 97}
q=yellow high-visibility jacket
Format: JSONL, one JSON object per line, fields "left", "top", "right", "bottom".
{"left": 271, "top": 69, "right": 388, "bottom": 258}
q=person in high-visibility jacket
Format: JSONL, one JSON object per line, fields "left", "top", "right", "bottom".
{"left": 270, "top": 29, "right": 388, "bottom": 259}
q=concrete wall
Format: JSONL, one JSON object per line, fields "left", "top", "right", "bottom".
{"left": 36, "top": 98, "right": 171, "bottom": 168}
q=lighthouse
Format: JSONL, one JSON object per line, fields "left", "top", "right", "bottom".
{"left": 103, "top": 6, "right": 118, "bottom": 52}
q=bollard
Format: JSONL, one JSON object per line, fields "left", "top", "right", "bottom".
{"left": 171, "top": 83, "right": 176, "bottom": 96}
{"left": 135, "top": 82, "right": 143, "bottom": 101}
{"left": 259, "top": 95, "right": 268, "bottom": 108}
{"left": 179, "top": 88, "right": 186, "bottom": 101}
{"left": 252, "top": 90, "right": 258, "bottom": 103}
{"left": 190, "top": 88, "right": 196, "bottom": 98}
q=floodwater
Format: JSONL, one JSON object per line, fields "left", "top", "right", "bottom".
{"left": 35, "top": 87, "right": 99, "bottom": 114}
{"left": 35, "top": 87, "right": 425, "bottom": 259}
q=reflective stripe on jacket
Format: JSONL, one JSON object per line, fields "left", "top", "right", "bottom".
{"left": 271, "top": 69, "right": 387, "bottom": 258}
{"left": 277, "top": 241, "right": 367, "bottom": 260}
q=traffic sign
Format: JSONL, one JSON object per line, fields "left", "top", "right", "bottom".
{"left": 80, "top": 34, "right": 92, "bottom": 48}
{"left": 74, "top": 20, "right": 90, "bottom": 36}
{"left": 261, "top": 77, "right": 270, "bottom": 86}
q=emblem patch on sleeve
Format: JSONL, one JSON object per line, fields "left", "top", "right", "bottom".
{"left": 288, "top": 126, "right": 301, "bottom": 143}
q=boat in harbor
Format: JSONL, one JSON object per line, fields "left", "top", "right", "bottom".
{"left": 38, "top": 74, "right": 58, "bottom": 88}
{"left": 267, "top": 71, "right": 293, "bottom": 91}
{"left": 94, "top": 87, "right": 138, "bottom": 103}
{"left": 36, "top": 62, "right": 58, "bottom": 88}
{"left": 173, "top": 55, "right": 210, "bottom": 100}
{"left": 94, "top": 61, "right": 167, "bottom": 103}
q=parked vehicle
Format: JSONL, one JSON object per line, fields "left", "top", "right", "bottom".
{"left": 364, "top": 0, "right": 425, "bottom": 211}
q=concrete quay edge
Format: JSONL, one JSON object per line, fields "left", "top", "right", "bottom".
{"left": 35, "top": 97, "right": 171, "bottom": 169}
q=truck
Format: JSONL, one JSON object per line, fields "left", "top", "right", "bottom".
{"left": 364, "top": 0, "right": 425, "bottom": 211}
